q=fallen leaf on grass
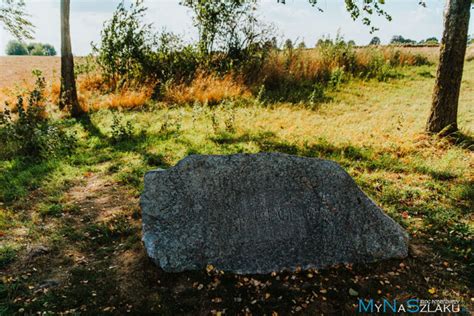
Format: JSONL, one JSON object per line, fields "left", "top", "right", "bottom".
{"left": 349, "top": 288, "right": 358, "bottom": 296}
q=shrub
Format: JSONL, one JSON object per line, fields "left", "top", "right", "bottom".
{"left": 92, "top": 0, "right": 157, "bottom": 87}
{"left": 6, "top": 41, "right": 56, "bottom": 56}
{"left": 308, "top": 83, "right": 326, "bottom": 105}
{"left": 75, "top": 55, "right": 98, "bottom": 77}
{"left": 110, "top": 112, "right": 134, "bottom": 143}
{"left": 419, "top": 37, "right": 439, "bottom": 45}
{"left": 318, "top": 35, "right": 357, "bottom": 73}
{"left": 369, "top": 36, "right": 381, "bottom": 46}
{"left": 0, "top": 72, "right": 76, "bottom": 160}
{"left": 390, "top": 35, "right": 416, "bottom": 45}
{"left": 26, "top": 42, "right": 57, "bottom": 56}
{"left": 151, "top": 32, "right": 200, "bottom": 83}
{"left": 89, "top": 2, "right": 434, "bottom": 106}
{"left": 42, "top": 43, "right": 57, "bottom": 56}
{"left": 328, "top": 67, "right": 346, "bottom": 90}
{"left": 93, "top": 1, "right": 200, "bottom": 89}
{"left": 182, "top": 0, "right": 274, "bottom": 75}
{"left": 5, "top": 40, "right": 28, "bottom": 55}
{"left": 29, "top": 43, "right": 46, "bottom": 56}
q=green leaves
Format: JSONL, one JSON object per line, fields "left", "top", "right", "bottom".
{"left": 92, "top": 0, "right": 156, "bottom": 88}
{"left": 0, "top": 0, "right": 34, "bottom": 40}
{"left": 280, "top": 0, "right": 403, "bottom": 33}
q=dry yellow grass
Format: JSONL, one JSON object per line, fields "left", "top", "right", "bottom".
{"left": 142, "top": 62, "right": 473, "bottom": 158}
{"left": 259, "top": 46, "right": 437, "bottom": 94}
{"left": 390, "top": 46, "right": 440, "bottom": 63}
{"left": 163, "top": 72, "right": 251, "bottom": 105}
{"left": 238, "top": 63, "right": 473, "bottom": 150}
{"left": 466, "top": 45, "right": 474, "bottom": 62}
{"left": 95, "top": 88, "right": 153, "bottom": 110}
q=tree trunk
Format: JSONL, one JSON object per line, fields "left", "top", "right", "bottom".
{"left": 60, "top": 0, "right": 84, "bottom": 117}
{"left": 427, "top": 0, "right": 471, "bottom": 135}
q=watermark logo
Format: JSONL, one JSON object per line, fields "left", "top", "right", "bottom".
{"left": 358, "top": 299, "right": 464, "bottom": 313}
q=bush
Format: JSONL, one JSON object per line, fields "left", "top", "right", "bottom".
{"left": 318, "top": 35, "right": 357, "bottom": 73}
{"left": 369, "top": 36, "right": 381, "bottom": 46}
{"left": 6, "top": 41, "right": 56, "bottom": 56}
{"left": 28, "top": 43, "right": 46, "bottom": 56}
{"left": 0, "top": 72, "right": 76, "bottom": 160}
{"left": 27, "top": 43, "right": 57, "bottom": 56}
{"left": 5, "top": 40, "right": 28, "bottom": 55}
{"left": 419, "top": 37, "right": 439, "bottom": 46}
{"left": 328, "top": 67, "right": 346, "bottom": 90}
{"left": 150, "top": 32, "right": 200, "bottom": 83}
{"left": 42, "top": 43, "right": 57, "bottom": 56}
{"left": 182, "top": 0, "right": 274, "bottom": 76}
{"left": 92, "top": 0, "right": 157, "bottom": 87}
{"left": 110, "top": 112, "right": 134, "bottom": 143}
{"left": 93, "top": 1, "right": 201, "bottom": 89}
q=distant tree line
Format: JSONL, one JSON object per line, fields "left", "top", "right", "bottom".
{"left": 281, "top": 35, "right": 444, "bottom": 49}
{"left": 368, "top": 35, "right": 441, "bottom": 46}
{"left": 281, "top": 35, "right": 447, "bottom": 49}
{"left": 6, "top": 40, "right": 56, "bottom": 56}
{"left": 389, "top": 35, "right": 439, "bottom": 45}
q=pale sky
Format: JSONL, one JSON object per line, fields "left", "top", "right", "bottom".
{"left": 1, "top": 0, "right": 473, "bottom": 56}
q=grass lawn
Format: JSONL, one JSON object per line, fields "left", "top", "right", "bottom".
{"left": 0, "top": 61, "right": 473, "bottom": 314}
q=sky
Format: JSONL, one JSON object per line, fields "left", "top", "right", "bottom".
{"left": 0, "top": 0, "right": 473, "bottom": 56}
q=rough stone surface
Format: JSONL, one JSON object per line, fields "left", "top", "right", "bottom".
{"left": 141, "top": 153, "right": 409, "bottom": 274}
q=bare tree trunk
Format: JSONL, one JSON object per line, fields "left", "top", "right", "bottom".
{"left": 427, "top": 0, "right": 471, "bottom": 135}
{"left": 60, "top": 0, "right": 84, "bottom": 117}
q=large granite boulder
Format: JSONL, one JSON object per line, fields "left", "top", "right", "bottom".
{"left": 141, "top": 153, "right": 408, "bottom": 274}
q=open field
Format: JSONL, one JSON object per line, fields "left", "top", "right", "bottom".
{"left": 0, "top": 53, "right": 473, "bottom": 314}
{"left": 0, "top": 56, "right": 60, "bottom": 90}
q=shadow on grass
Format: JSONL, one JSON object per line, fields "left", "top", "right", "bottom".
{"left": 447, "top": 130, "right": 474, "bottom": 152}
{"left": 0, "top": 157, "right": 60, "bottom": 204}
{"left": 0, "top": 114, "right": 175, "bottom": 204}
{"left": 77, "top": 114, "right": 173, "bottom": 168}
{"left": 77, "top": 115, "right": 106, "bottom": 139}
{"left": 211, "top": 131, "right": 458, "bottom": 180}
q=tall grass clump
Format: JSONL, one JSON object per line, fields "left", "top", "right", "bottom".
{"left": 163, "top": 72, "right": 251, "bottom": 105}
{"left": 256, "top": 35, "right": 431, "bottom": 103}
